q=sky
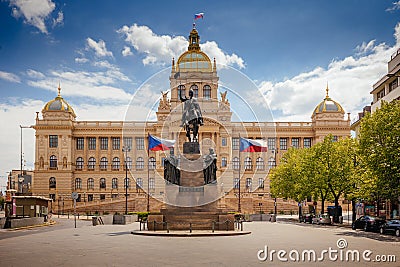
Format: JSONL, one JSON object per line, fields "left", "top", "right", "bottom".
{"left": 1, "top": 0, "right": 400, "bottom": 191}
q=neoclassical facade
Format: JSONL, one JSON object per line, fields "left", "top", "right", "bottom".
{"left": 32, "top": 26, "right": 350, "bottom": 214}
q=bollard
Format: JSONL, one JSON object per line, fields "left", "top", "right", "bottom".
{"left": 78, "top": 213, "right": 80, "bottom": 219}
{"left": 190, "top": 222, "right": 192, "bottom": 233}
{"left": 68, "top": 213, "right": 69, "bottom": 219}
{"left": 153, "top": 221, "right": 156, "bottom": 232}
{"left": 212, "top": 221, "right": 215, "bottom": 233}
{"left": 240, "top": 221, "right": 243, "bottom": 231}
{"left": 140, "top": 220, "right": 142, "bottom": 231}
{"left": 226, "top": 220, "right": 229, "bottom": 231}
{"left": 166, "top": 222, "right": 169, "bottom": 233}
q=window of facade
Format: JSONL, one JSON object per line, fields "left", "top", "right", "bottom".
{"left": 76, "top": 137, "right": 84, "bottom": 150}
{"left": 100, "top": 194, "right": 106, "bottom": 201}
{"left": 112, "top": 137, "right": 120, "bottom": 150}
{"left": 233, "top": 178, "right": 240, "bottom": 189}
{"left": 258, "top": 178, "right": 264, "bottom": 189}
{"left": 49, "top": 194, "right": 56, "bottom": 201}
{"left": 49, "top": 155, "right": 57, "bottom": 169}
{"left": 76, "top": 157, "right": 84, "bottom": 170}
{"left": 244, "top": 157, "right": 252, "bottom": 170}
{"left": 124, "top": 178, "right": 131, "bottom": 189}
{"left": 246, "top": 178, "right": 252, "bottom": 191}
{"left": 161, "top": 157, "right": 166, "bottom": 167}
{"left": 292, "top": 138, "right": 300, "bottom": 148}
{"left": 178, "top": 85, "right": 186, "bottom": 98}
{"left": 232, "top": 157, "right": 239, "bottom": 170}
{"left": 75, "top": 178, "right": 82, "bottom": 189}
{"left": 88, "top": 157, "right": 96, "bottom": 170}
{"left": 303, "top": 138, "right": 312, "bottom": 148}
{"left": 49, "top": 177, "right": 56, "bottom": 189}
{"left": 203, "top": 85, "right": 211, "bottom": 99}
{"left": 232, "top": 137, "right": 239, "bottom": 150}
{"left": 112, "top": 157, "right": 120, "bottom": 170}
{"left": 100, "top": 157, "right": 108, "bottom": 170}
{"left": 123, "top": 137, "right": 132, "bottom": 148}
{"left": 88, "top": 137, "right": 96, "bottom": 150}
{"left": 256, "top": 157, "right": 264, "bottom": 170}
{"left": 112, "top": 178, "right": 118, "bottom": 189}
{"left": 100, "top": 137, "right": 108, "bottom": 150}
{"left": 99, "top": 178, "right": 106, "bottom": 189}
{"left": 332, "top": 135, "right": 338, "bottom": 142}
{"left": 268, "top": 157, "right": 276, "bottom": 169}
{"left": 126, "top": 157, "right": 132, "bottom": 170}
{"left": 149, "top": 157, "right": 156, "bottom": 170}
{"left": 136, "top": 137, "right": 144, "bottom": 150}
{"left": 190, "top": 84, "right": 198, "bottom": 98}
{"left": 221, "top": 137, "right": 227, "bottom": 146}
{"left": 389, "top": 79, "right": 398, "bottom": 92}
{"left": 76, "top": 194, "right": 81, "bottom": 202}
{"left": 49, "top": 135, "right": 58, "bottom": 148}
{"left": 136, "top": 157, "right": 144, "bottom": 169}
{"left": 87, "top": 178, "right": 94, "bottom": 189}
{"left": 136, "top": 178, "right": 143, "bottom": 189}
{"left": 377, "top": 89, "right": 385, "bottom": 100}
{"left": 87, "top": 194, "right": 93, "bottom": 202}
{"left": 149, "top": 178, "right": 155, "bottom": 190}
{"left": 267, "top": 138, "right": 276, "bottom": 150}
{"left": 280, "top": 138, "right": 288, "bottom": 150}
{"left": 221, "top": 157, "right": 227, "bottom": 167}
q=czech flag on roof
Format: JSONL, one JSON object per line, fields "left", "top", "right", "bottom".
{"left": 194, "top": 13, "right": 204, "bottom": 20}
{"left": 239, "top": 137, "right": 268, "bottom": 152}
{"left": 148, "top": 135, "right": 176, "bottom": 151}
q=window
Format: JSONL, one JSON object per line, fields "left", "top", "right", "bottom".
{"left": 100, "top": 178, "right": 106, "bottom": 189}
{"left": 136, "top": 157, "right": 144, "bottom": 169}
{"left": 233, "top": 178, "right": 240, "bottom": 189}
{"left": 303, "top": 138, "right": 311, "bottom": 148}
{"left": 280, "top": 138, "right": 288, "bottom": 150}
{"left": 161, "top": 157, "right": 166, "bottom": 167}
{"left": 244, "top": 157, "right": 252, "bottom": 170}
{"left": 87, "top": 194, "right": 93, "bottom": 202}
{"left": 126, "top": 157, "right": 132, "bottom": 170}
{"left": 221, "top": 137, "right": 227, "bottom": 146}
{"left": 136, "top": 178, "right": 143, "bottom": 189}
{"left": 76, "top": 194, "right": 81, "bottom": 202}
{"left": 190, "top": 84, "right": 198, "bottom": 98}
{"left": 112, "top": 178, "right": 118, "bottom": 189}
{"left": 76, "top": 137, "right": 84, "bottom": 150}
{"left": 111, "top": 194, "right": 118, "bottom": 199}
{"left": 75, "top": 178, "right": 82, "bottom": 189}
{"left": 232, "top": 157, "right": 239, "bottom": 170}
{"left": 267, "top": 138, "right": 276, "bottom": 150}
{"left": 256, "top": 157, "right": 264, "bottom": 170}
{"left": 149, "top": 178, "right": 155, "bottom": 190}
{"left": 100, "top": 194, "right": 106, "bottom": 201}
{"left": 123, "top": 137, "right": 132, "bottom": 148}
{"left": 136, "top": 137, "right": 144, "bottom": 150}
{"left": 232, "top": 137, "right": 239, "bottom": 150}
{"left": 49, "top": 135, "right": 58, "bottom": 148}
{"left": 203, "top": 85, "right": 211, "bottom": 99}
{"left": 221, "top": 157, "right": 227, "bottom": 167}
{"left": 268, "top": 157, "right": 276, "bottom": 169}
{"left": 88, "top": 157, "right": 96, "bottom": 170}
{"left": 332, "top": 136, "right": 338, "bottom": 142}
{"left": 149, "top": 157, "right": 156, "bottom": 169}
{"left": 76, "top": 157, "right": 84, "bottom": 170}
{"left": 258, "top": 178, "right": 264, "bottom": 189}
{"left": 100, "top": 157, "right": 108, "bottom": 170}
{"left": 49, "top": 194, "right": 56, "bottom": 201}
{"left": 49, "top": 177, "right": 56, "bottom": 189}
{"left": 292, "top": 138, "right": 300, "bottom": 148}
{"left": 377, "top": 89, "right": 385, "bottom": 100}
{"left": 246, "top": 178, "right": 252, "bottom": 191}
{"left": 49, "top": 155, "right": 57, "bottom": 169}
{"left": 87, "top": 178, "right": 94, "bottom": 189}
{"left": 100, "top": 137, "right": 108, "bottom": 150}
{"left": 112, "top": 157, "right": 120, "bottom": 170}
{"left": 112, "top": 137, "right": 120, "bottom": 150}
{"left": 389, "top": 79, "right": 398, "bottom": 92}
{"left": 178, "top": 85, "right": 186, "bottom": 98}
{"left": 125, "top": 178, "right": 131, "bottom": 189}
{"left": 88, "top": 137, "right": 96, "bottom": 150}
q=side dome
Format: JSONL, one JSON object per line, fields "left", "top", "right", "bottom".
{"left": 312, "top": 86, "right": 344, "bottom": 116}
{"left": 42, "top": 85, "right": 76, "bottom": 117}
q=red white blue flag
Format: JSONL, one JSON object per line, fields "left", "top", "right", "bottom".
{"left": 148, "top": 135, "right": 175, "bottom": 151}
{"left": 194, "top": 13, "right": 204, "bottom": 20}
{"left": 239, "top": 137, "right": 268, "bottom": 152}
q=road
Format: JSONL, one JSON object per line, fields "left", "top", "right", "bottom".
{"left": 0, "top": 217, "right": 399, "bottom": 267}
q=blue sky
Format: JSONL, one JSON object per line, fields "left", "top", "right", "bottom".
{"left": 1, "top": 0, "right": 400, "bottom": 191}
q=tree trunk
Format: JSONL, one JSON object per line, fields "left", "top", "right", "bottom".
{"left": 333, "top": 197, "right": 340, "bottom": 223}
{"left": 351, "top": 198, "right": 356, "bottom": 224}
{"left": 321, "top": 197, "right": 325, "bottom": 214}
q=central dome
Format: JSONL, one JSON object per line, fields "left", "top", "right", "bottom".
{"left": 42, "top": 85, "right": 76, "bottom": 117}
{"left": 313, "top": 86, "right": 344, "bottom": 116}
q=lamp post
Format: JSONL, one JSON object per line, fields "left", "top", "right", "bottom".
{"left": 273, "top": 147, "right": 278, "bottom": 215}
{"left": 122, "top": 145, "right": 131, "bottom": 215}
{"left": 19, "top": 125, "right": 30, "bottom": 194}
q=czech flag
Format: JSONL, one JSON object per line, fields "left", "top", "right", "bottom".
{"left": 239, "top": 137, "right": 268, "bottom": 152}
{"left": 148, "top": 134, "right": 175, "bottom": 151}
{"left": 194, "top": 13, "right": 204, "bottom": 20}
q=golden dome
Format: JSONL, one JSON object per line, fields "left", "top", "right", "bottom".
{"left": 313, "top": 85, "right": 344, "bottom": 116}
{"left": 42, "top": 84, "right": 76, "bottom": 117}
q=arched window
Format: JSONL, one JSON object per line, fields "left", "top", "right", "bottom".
{"left": 100, "top": 178, "right": 106, "bottom": 189}
{"left": 112, "top": 178, "right": 118, "bottom": 189}
{"left": 190, "top": 84, "right": 198, "bottom": 98}
{"left": 112, "top": 157, "right": 120, "bottom": 170}
{"left": 88, "top": 157, "right": 96, "bottom": 170}
{"left": 149, "top": 157, "right": 156, "bottom": 170}
{"left": 75, "top": 178, "right": 82, "bottom": 189}
{"left": 136, "top": 157, "right": 144, "bottom": 169}
{"left": 256, "top": 157, "right": 264, "bottom": 170}
{"left": 126, "top": 157, "right": 132, "bottom": 170}
{"left": 87, "top": 178, "right": 94, "bottom": 189}
{"left": 100, "top": 157, "right": 108, "bottom": 170}
{"left": 246, "top": 178, "right": 252, "bottom": 191}
{"left": 49, "top": 155, "right": 57, "bottom": 169}
{"left": 232, "top": 157, "right": 239, "bottom": 170}
{"left": 76, "top": 157, "right": 84, "bottom": 170}
{"left": 49, "top": 177, "right": 56, "bottom": 189}
{"left": 178, "top": 85, "right": 186, "bottom": 98}
{"left": 125, "top": 178, "right": 131, "bottom": 189}
{"left": 203, "top": 85, "right": 211, "bottom": 99}
{"left": 244, "top": 157, "right": 252, "bottom": 170}
{"left": 268, "top": 157, "right": 276, "bottom": 169}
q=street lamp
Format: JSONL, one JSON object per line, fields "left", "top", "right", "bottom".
{"left": 122, "top": 145, "right": 131, "bottom": 215}
{"left": 273, "top": 147, "right": 278, "bottom": 215}
{"left": 19, "top": 125, "right": 31, "bottom": 194}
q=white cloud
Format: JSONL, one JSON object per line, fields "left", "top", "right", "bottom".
{"left": 26, "top": 69, "right": 45, "bottom": 79}
{"left": 122, "top": 46, "right": 133, "bottom": 56}
{"left": 9, "top": 0, "right": 57, "bottom": 34}
{"left": 75, "top": 57, "right": 89, "bottom": 64}
{"left": 386, "top": 1, "right": 400, "bottom": 12}
{"left": 86, "top": 38, "right": 113, "bottom": 58}
{"left": 117, "top": 24, "right": 245, "bottom": 68}
{"left": 0, "top": 70, "right": 21, "bottom": 83}
{"left": 52, "top": 11, "right": 63, "bottom": 27}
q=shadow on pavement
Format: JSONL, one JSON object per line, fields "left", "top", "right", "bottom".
{"left": 107, "top": 231, "right": 132, "bottom": 236}
{"left": 335, "top": 229, "right": 400, "bottom": 242}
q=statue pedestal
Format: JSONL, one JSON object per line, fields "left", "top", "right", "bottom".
{"left": 183, "top": 142, "right": 200, "bottom": 154}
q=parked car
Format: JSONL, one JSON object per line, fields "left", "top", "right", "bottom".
{"left": 302, "top": 214, "right": 314, "bottom": 223}
{"left": 312, "top": 214, "right": 331, "bottom": 225}
{"left": 380, "top": 220, "right": 400, "bottom": 237}
{"left": 352, "top": 216, "right": 386, "bottom": 232}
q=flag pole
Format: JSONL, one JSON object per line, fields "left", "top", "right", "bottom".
{"left": 147, "top": 133, "right": 150, "bottom": 212}
{"left": 238, "top": 134, "right": 241, "bottom": 213}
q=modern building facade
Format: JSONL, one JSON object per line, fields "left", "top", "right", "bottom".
{"left": 31, "top": 26, "right": 351, "bottom": 214}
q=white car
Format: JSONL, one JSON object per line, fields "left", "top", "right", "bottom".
{"left": 312, "top": 214, "right": 331, "bottom": 225}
